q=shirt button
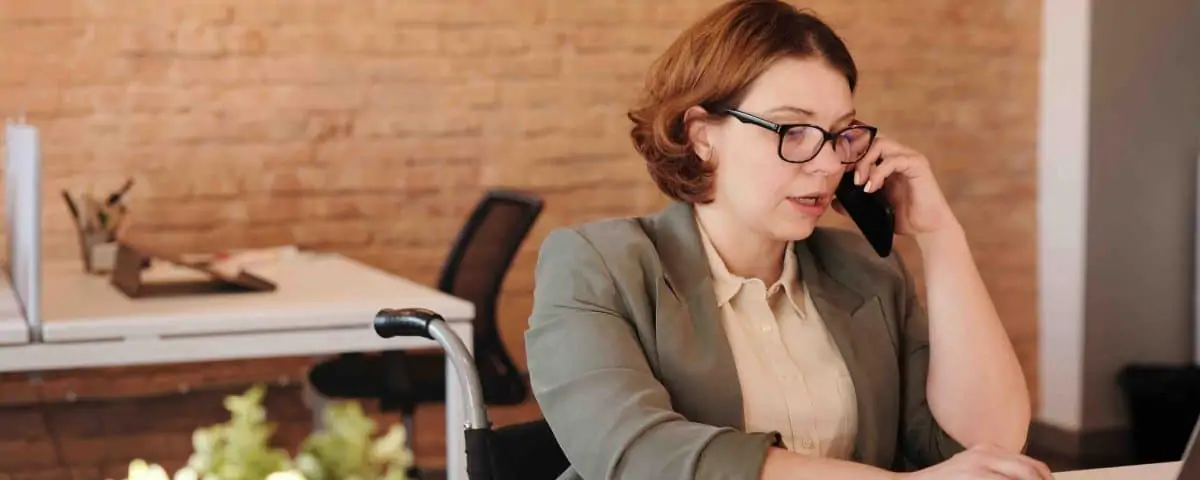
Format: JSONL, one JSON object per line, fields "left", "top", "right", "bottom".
{"left": 760, "top": 324, "right": 773, "bottom": 332}
{"left": 801, "top": 437, "right": 814, "bottom": 449}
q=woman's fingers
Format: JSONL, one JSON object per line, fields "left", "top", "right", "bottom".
{"left": 984, "top": 456, "right": 1051, "bottom": 480}
{"left": 967, "top": 444, "right": 1054, "bottom": 480}
{"left": 853, "top": 137, "right": 885, "bottom": 187}
{"left": 863, "top": 154, "right": 911, "bottom": 194}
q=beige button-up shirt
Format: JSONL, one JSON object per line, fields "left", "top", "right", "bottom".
{"left": 697, "top": 219, "right": 858, "bottom": 458}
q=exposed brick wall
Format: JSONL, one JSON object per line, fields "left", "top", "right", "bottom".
{"left": 0, "top": 0, "right": 1041, "bottom": 476}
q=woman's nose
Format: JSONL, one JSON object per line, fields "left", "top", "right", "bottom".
{"left": 802, "top": 141, "right": 844, "bottom": 176}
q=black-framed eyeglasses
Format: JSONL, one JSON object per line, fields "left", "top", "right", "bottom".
{"left": 720, "top": 108, "right": 878, "bottom": 164}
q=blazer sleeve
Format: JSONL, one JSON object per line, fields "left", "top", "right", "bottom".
{"left": 894, "top": 254, "right": 968, "bottom": 469}
{"left": 525, "top": 227, "right": 782, "bottom": 480}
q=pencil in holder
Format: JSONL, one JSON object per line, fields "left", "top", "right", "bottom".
{"left": 63, "top": 183, "right": 132, "bottom": 275}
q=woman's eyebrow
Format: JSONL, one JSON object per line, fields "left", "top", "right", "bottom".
{"left": 763, "top": 105, "right": 857, "bottom": 125}
{"left": 764, "top": 105, "right": 815, "bottom": 117}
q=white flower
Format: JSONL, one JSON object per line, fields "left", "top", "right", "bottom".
{"left": 172, "top": 467, "right": 198, "bottom": 480}
{"left": 265, "top": 470, "right": 307, "bottom": 480}
{"left": 125, "top": 460, "right": 170, "bottom": 480}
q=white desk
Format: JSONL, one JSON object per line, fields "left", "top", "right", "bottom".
{"left": 1054, "top": 461, "right": 1181, "bottom": 479}
{"left": 0, "top": 252, "right": 475, "bottom": 480}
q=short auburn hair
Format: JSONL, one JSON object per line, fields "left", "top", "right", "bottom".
{"left": 628, "top": 0, "right": 858, "bottom": 204}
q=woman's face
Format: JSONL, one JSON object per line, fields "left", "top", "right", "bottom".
{"left": 695, "top": 56, "right": 857, "bottom": 242}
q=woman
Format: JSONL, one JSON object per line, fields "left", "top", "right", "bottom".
{"left": 526, "top": 1, "right": 1050, "bottom": 479}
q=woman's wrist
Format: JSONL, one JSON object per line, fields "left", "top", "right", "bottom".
{"left": 760, "top": 447, "right": 910, "bottom": 480}
{"left": 913, "top": 220, "right": 967, "bottom": 255}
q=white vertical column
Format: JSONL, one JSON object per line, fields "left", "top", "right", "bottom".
{"left": 4, "top": 118, "right": 42, "bottom": 342}
{"left": 1195, "top": 147, "right": 1200, "bottom": 367}
{"left": 1036, "top": 0, "right": 1092, "bottom": 431}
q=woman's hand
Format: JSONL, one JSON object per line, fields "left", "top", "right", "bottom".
{"left": 845, "top": 135, "right": 958, "bottom": 239}
{"left": 900, "top": 444, "right": 1053, "bottom": 480}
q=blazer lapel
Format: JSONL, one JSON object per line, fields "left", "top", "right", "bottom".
{"left": 794, "top": 239, "right": 890, "bottom": 466}
{"left": 644, "top": 201, "right": 747, "bottom": 430}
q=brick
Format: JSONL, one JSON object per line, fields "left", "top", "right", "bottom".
{"left": 258, "top": 25, "right": 442, "bottom": 56}
{"left": 120, "top": 112, "right": 313, "bottom": 145}
{"left": 113, "top": 222, "right": 295, "bottom": 255}
{"left": 0, "top": 87, "right": 60, "bottom": 114}
{"left": 562, "top": 52, "right": 657, "bottom": 81}
{"left": 291, "top": 219, "right": 373, "bottom": 247}
{"left": 6, "top": 468, "right": 72, "bottom": 480}
{"left": 58, "top": 85, "right": 220, "bottom": 115}
{"left": 560, "top": 26, "right": 679, "bottom": 54}
{"left": 0, "top": 407, "right": 48, "bottom": 439}
{"left": 0, "top": 24, "right": 94, "bottom": 58}
{"left": 129, "top": 200, "right": 250, "bottom": 229}
{"left": 242, "top": 164, "right": 393, "bottom": 194}
{"left": 357, "top": 57, "right": 459, "bottom": 83}
{"left": 36, "top": 359, "right": 314, "bottom": 401}
{"left": 544, "top": 2, "right": 649, "bottom": 25}
{"left": 44, "top": 389, "right": 263, "bottom": 437}
{"left": 371, "top": 215, "right": 467, "bottom": 248}
{"left": 164, "top": 57, "right": 322, "bottom": 85}
{"left": 414, "top": 0, "right": 547, "bottom": 26}
{"left": 129, "top": 167, "right": 241, "bottom": 200}
{"left": 0, "top": 438, "right": 58, "bottom": 470}
{"left": 313, "top": 137, "right": 485, "bottom": 166}
{"left": 58, "top": 432, "right": 193, "bottom": 465}
{"left": 353, "top": 110, "right": 483, "bottom": 139}
{"left": 478, "top": 55, "right": 562, "bottom": 80}
{"left": 243, "top": 191, "right": 430, "bottom": 224}
{"left": 0, "top": 0, "right": 89, "bottom": 22}
{"left": 207, "top": 85, "right": 366, "bottom": 112}
{"left": 227, "top": 0, "right": 377, "bottom": 25}
{"left": 97, "top": 143, "right": 312, "bottom": 171}
{"left": 0, "top": 375, "right": 42, "bottom": 406}
{"left": 364, "top": 81, "right": 498, "bottom": 110}
{"left": 86, "top": 0, "right": 234, "bottom": 24}
{"left": 439, "top": 26, "right": 552, "bottom": 57}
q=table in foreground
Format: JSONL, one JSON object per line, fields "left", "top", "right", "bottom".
{"left": 1054, "top": 461, "right": 1181, "bottom": 479}
{"left": 0, "top": 251, "right": 476, "bottom": 480}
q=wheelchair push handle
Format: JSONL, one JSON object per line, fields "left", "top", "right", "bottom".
{"left": 374, "top": 307, "right": 441, "bottom": 340}
{"left": 374, "top": 307, "right": 498, "bottom": 479}
{"left": 372, "top": 308, "right": 491, "bottom": 431}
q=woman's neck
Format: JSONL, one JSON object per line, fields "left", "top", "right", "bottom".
{"left": 694, "top": 203, "right": 788, "bottom": 284}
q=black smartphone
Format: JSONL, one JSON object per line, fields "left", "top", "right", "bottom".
{"left": 834, "top": 169, "right": 895, "bottom": 257}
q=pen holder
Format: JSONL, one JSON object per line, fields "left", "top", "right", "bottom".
{"left": 79, "top": 230, "right": 118, "bottom": 274}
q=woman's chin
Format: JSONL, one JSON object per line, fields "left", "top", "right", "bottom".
{"left": 770, "top": 218, "right": 819, "bottom": 242}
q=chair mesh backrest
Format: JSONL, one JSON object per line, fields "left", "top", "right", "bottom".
{"left": 436, "top": 190, "right": 543, "bottom": 343}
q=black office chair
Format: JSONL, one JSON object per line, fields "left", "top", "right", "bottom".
{"left": 307, "top": 189, "right": 545, "bottom": 475}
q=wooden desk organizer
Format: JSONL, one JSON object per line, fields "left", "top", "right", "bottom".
{"left": 110, "top": 243, "right": 277, "bottom": 298}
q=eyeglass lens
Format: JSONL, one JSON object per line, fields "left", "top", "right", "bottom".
{"left": 781, "top": 125, "right": 875, "bottom": 163}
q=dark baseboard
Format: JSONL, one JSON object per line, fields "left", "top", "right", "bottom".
{"left": 1028, "top": 420, "right": 1136, "bottom": 470}
{"left": 415, "top": 468, "right": 446, "bottom": 480}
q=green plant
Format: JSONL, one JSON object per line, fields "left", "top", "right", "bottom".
{"left": 294, "top": 401, "right": 414, "bottom": 480}
{"left": 184, "top": 385, "right": 295, "bottom": 480}
{"left": 115, "top": 385, "right": 413, "bottom": 480}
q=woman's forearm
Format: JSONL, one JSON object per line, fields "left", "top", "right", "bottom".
{"left": 760, "top": 448, "right": 898, "bottom": 480}
{"left": 915, "top": 222, "right": 1031, "bottom": 452}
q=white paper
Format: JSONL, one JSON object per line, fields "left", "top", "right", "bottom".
{"left": 4, "top": 120, "right": 41, "bottom": 340}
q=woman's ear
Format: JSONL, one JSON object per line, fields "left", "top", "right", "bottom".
{"left": 683, "top": 105, "right": 716, "bottom": 162}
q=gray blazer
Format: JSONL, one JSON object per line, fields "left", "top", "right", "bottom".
{"left": 525, "top": 201, "right": 965, "bottom": 479}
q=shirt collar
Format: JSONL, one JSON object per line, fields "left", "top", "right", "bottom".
{"left": 696, "top": 216, "right": 804, "bottom": 312}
